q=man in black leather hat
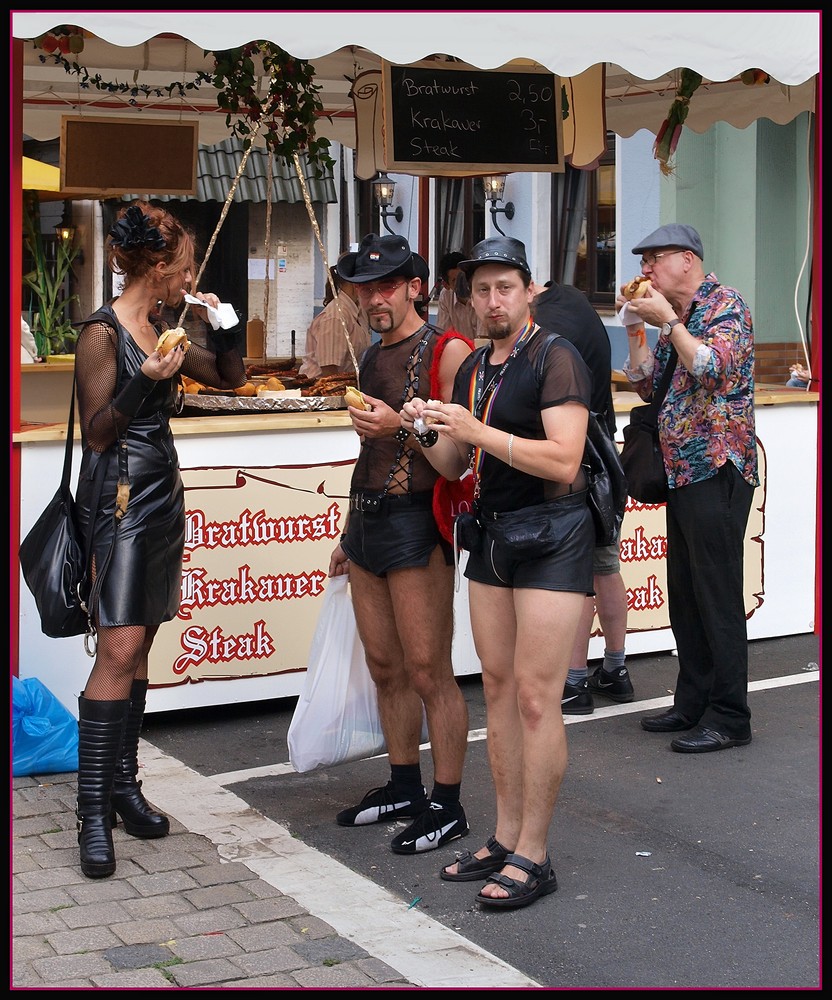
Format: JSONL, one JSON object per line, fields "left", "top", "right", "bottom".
{"left": 401, "top": 235, "right": 595, "bottom": 910}
{"left": 329, "top": 233, "right": 473, "bottom": 855}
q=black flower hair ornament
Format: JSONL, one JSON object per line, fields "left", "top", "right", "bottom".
{"left": 108, "top": 205, "right": 166, "bottom": 251}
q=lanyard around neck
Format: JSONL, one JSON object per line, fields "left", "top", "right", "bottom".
{"left": 467, "top": 318, "right": 537, "bottom": 494}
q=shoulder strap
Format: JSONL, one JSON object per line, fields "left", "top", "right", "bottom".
{"left": 532, "top": 330, "right": 563, "bottom": 383}
{"left": 74, "top": 307, "right": 127, "bottom": 647}
{"left": 649, "top": 345, "right": 678, "bottom": 414}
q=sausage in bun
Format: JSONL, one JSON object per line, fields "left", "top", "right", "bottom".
{"left": 623, "top": 276, "right": 652, "bottom": 301}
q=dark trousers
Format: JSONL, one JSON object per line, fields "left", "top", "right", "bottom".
{"left": 665, "top": 462, "right": 755, "bottom": 737}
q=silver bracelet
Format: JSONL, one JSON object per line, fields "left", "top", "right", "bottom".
{"left": 508, "top": 433, "right": 514, "bottom": 468}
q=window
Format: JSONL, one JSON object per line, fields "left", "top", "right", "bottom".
{"left": 433, "top": 176, "right": 486, "bottom": 273}
{"left": 551, "top": 131, "right": 616, "bottom": 306}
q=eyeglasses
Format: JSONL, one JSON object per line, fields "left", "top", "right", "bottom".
{"left": 639, "top": 249, "right": 687, "bottom": 268}
{"left": 355, "top": 279, "right": 407, "bottom": 299}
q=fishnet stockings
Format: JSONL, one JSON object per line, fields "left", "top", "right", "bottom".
{"left": 82, "top": 624, "right": 159, "bottom": 702}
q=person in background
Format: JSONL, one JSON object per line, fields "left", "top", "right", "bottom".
{"left": 72, "top": 203, "right": 245, "bottom": 879}
{"left": 531, "top": 280, "right": 633, "bottom": 715}
{"left": 403, "top": 236, "right": 594, "bottom": 910}
{"left": 21, "top": 315, "right": 41, "bottom": 363}
{"left": 786, "top": 362, "right": 813, "bottom": 388}
{"left": 620, "top": 223, "right": 758, "bottom": 753}
{"left": 299, "top": 264, "right": 371, "bottom": 381}
{"left": 329, "top": 233, "right": 472, "bottom": 855}
{"left": 435, "top": 250, "right": 480, "bottom": 341}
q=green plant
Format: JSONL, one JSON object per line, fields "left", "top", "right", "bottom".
{"left": 22, "top": 194, "right": 80, "bottom": 356}
{"left": 210, "top": 43, "right": 334, "bottom": 176}
{"left": 34, "top": 31, "right": 334, "bottom": 177}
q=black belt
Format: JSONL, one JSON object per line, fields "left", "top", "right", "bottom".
{"left": 349, "top": 491, "right": 433, "bottom": 513}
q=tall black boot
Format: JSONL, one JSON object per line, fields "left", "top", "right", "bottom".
{"left": 77, "top": 695, "right": 129, "bottom": 879}
{"left": 110, "top": 679, "right": 170, "bottom": 838}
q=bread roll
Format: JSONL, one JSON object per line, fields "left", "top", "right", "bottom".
{"left": 623, "top": 276, "right": 652, "bottom": 300}
{"left": 156, "top": 327, "right": 190, "bottom": 356}
{"left": 344, "top": 386, "right": 368, "bottom": 410}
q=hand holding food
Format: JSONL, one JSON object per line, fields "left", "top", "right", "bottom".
{"left": 414, "top": 399, "right": 442, "bottom": 435}
{"left": 156, "top": 328, "right": 190, "bottom": 356}
{"left": 344, "top": 386, "right": 369, "bottom": 410}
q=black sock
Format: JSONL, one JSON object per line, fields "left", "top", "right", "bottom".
{"left": 390, "top": 764, "right": 424, "bottom": 801}
{"left": 430, "top": 781, "right": 462, "bottom": 812}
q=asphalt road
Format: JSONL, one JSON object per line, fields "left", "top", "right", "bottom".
{"left": 143, "top": 633, "right": 821, "bottom": 989}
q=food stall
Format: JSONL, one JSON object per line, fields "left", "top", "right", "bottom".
{"left": 12, "top": 13, "right": 820, "bottom": 714}
{"left": 14, "top": 382, "right": 818, "bottom": 714}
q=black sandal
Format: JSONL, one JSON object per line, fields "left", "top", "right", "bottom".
{"left": 475, "top": 852, "right": 558, "bottom": 909}
{"left": 440, "top": 835, "right": 510, "bottom": 882}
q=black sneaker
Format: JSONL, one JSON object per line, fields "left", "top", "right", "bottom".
{"left": 336, "top": 783, "right": 428, "bottom": 827}
{"left": 390, "top": 802, "right": 469, "bottom": 855}
{"left": 561, "top": 680, "right": 594, "bottom": 715}
{"left": 587, "top": 665, "right": 635, "bottom": 703}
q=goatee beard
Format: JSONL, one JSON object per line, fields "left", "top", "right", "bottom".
{"left": 486, "top": 321, "right": 512, "bottom": 341}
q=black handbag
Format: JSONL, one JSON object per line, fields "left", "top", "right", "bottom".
{"left": 20, "top": 328, "right": 125, "bottom": 646}
{"left": 620, "top": 348, "right": 678, "bottom": 504}
{"left": 583, "top": 412, "right": 628, "bottom": 545}
{"left": 19, "top": 376, "right": 93, "bottom": 639}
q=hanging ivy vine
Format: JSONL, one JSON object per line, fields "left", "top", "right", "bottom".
{"left": 32, "top": 32, "right": 334, "bottom": 175}
{"left": 211, "top": 43, "right": 334, "bottom": 176}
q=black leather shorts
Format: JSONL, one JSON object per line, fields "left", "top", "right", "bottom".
{"left": 341, "top": 492, "right": 452, "bottom": 577}
{"left": 464, "top": 492, "right": 594, "bottom": 593}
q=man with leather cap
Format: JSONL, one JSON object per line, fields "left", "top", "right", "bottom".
{"left": 329, "top": 234, "right": 473, "bottom": 855}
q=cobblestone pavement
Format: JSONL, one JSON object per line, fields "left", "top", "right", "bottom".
{"left": 13, "top": 744, "right": 538, "bottom": 991}
{"left": 13, "top": 772, "right": 419, "bottom": 990}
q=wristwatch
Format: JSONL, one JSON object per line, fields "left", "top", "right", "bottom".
{"left": 660, "top": 316, "right": 683, "bottom": 337}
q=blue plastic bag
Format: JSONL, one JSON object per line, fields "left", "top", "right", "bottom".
{"left": 12, "top": 677, "right": 78, "bottom": 776}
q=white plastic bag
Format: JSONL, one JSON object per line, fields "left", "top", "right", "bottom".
{"left": 288, "top": 575, "right": 385, "bottom": 772}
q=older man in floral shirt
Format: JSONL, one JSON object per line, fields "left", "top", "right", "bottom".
{"left": 618, "top": 223, "right": 759, "bottom": 754}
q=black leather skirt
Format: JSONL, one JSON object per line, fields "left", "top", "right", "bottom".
{"left": 76, "top": 415, "right": 184, "bottom": 627}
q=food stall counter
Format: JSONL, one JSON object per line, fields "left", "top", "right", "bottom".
{"left": 14, "top": 386, "right": 818, "bottom": 716}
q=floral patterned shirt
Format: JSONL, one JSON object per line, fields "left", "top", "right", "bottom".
{"left": 624, "top": 273, "right": 759, "bottom": 490}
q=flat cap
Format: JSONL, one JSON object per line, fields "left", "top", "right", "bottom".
{"left": 631, "top": 223, "right": 704, "bottom": 259}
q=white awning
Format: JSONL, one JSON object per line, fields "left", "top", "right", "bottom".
{"left": 14, "top": 12, "right": 819, "bottom": 149}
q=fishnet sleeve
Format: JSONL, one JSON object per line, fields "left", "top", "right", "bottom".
{"left": 75, "top": 321, "right": 153, "bottom": 452}
{"left": 181, "top": 338, "right": 246, "bottom": 390}
{"left": 536, "top": 337, "right": 592, "bottom": 411}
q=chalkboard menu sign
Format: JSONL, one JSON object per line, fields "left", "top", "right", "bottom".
{"left": 383, "top": 61, "right": 563, "bottom": 175}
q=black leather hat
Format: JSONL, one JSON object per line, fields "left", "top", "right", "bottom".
{"left": 458, "top": 237, "right": 532, "bottom": 279}
{"left": 336, "top": 233, "right": 428, "bottom": 284}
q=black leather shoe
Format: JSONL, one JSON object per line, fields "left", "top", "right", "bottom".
{"left": 670, "top": 726, "right": 752, "bottom": 753}
{"left": 640, "top": 709, "right": 695, "bottom": 733}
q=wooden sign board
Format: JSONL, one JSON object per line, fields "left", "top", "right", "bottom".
{"left": 382, "top": 61, "right": 564, "bottom": 176}
{"left": 60, "top": 117, "right": 198, "bottom": 197}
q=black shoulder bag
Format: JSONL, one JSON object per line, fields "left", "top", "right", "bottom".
{"left": 583, "top": 411, "right": 628, "bottom": 546}
{"left": 528, "top": 331, "right": 627, "bottom": 546}
{"left": 19, "top": 324, "right": 126, "bottom": 651}
{"left": 619, "top": 347, "right": 678, "bottom": 504}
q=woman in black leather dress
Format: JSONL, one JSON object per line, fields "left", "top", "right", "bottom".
{"left": 73, "top": 203, "right": 245, "bottom": 878}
